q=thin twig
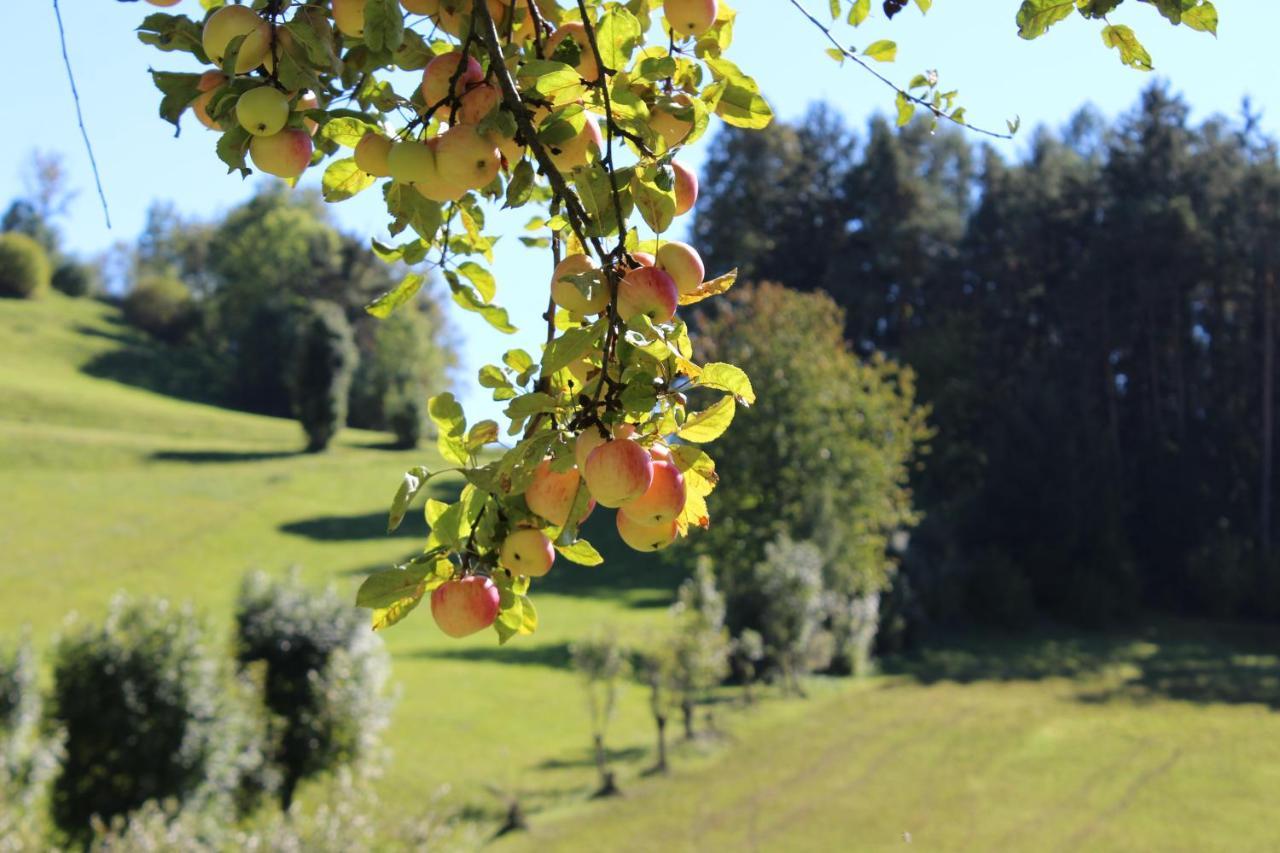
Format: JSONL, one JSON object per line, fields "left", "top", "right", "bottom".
{"left": 52, "top": 0, "right": 111, "bottom": 227}
{"left": 788, "top": 0, "right": 1012, "bottom": 141}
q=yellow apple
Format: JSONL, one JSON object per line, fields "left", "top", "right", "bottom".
{"left": 202, "top": 5, "right": 270, "bottom": 73}
{"left": 236, "top": 86, "right": 290, "bottom": 137}
{"left": 499, "top": 529, "right": 555, "bottom": 577}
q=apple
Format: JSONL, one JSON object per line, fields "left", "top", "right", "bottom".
{"left": 619, "top": 460, "right": 686, "bottom": 526}
{"left": 146, "top": 0, "right": 182, "bottom": 7}
{"left": 332, "top": 0, "right": 368, "bottom": 37}
{"left": 673, "top": 160, "right": 698, "bottom": 216}
{"left": 551, "top": 253, "right": 608, "bottom": 315}
{"left": 388, "top": 139, "right": 466, "bottom": 201}
{"left": 202, "top": 5, "right": 270, "bottom": 73}
{"left": 434, "top": 124, "right": 500, "bottom": 190}
{"left": 421, "top": 51, "right": 484, "bottom": 108}
{"left": 617, "top": 267, "right": 678, "bottom": 323}
{"left": 236, "top": 86, "right": 289, "bottom": 137}
{"left": 249, "top": 129, "right": 313, "bottom": 179}
{"left": 430, "top": 576, "right": 500, "bottom": 638}
{"left": 632, "top": 251, "right": 656, "bottom": 267}
{"left": 191, "top": 71, "right": 227, "bottom": 131}
{"left": 544, "top": 22, "right": 599, "bottom": 82}
{"left": 355, "top": 132, "right": 393, "bottom": 176}
{"left": 664, "top": 0, "right": 717, "bottom": 38}
{"left": 538, "top": 111, "right": 602, "bottom": 172}
{"left": 525, "top": 459, "right": 594, "bottom": 526}
{"left": 616, "top": 513, "right": 679, "bottom": 552}
{"left": 458, "top": 83, "right": 500, "bottom": 124}
{"left": 500, "top": 528, "right": 555, "bottom": 577}
{"left": 655, "top": 241, "right": 705, "bottom": 296}
{"left": 584, "top": 437, "right": 653, "bottom": 507}
{"left": 650, "top": 95, "right": 693, "bottom": 148}
{"left": 261, "top": 27, "right": 295, "bottom": 75}
{"left": 575, "top": 427, "right": 609, "bottom": 470}
{"left": 649, "top": 442, "right": 674, "bottom": 463}
{"left": 401, "top": 0, "right": 439, "bottom": 12}
{"left": 296, "top": 92, "right": 320, "bottom": 136}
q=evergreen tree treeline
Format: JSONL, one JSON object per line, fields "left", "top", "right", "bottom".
{"left": 696, "top": 85, "right": 1280, "bottom": 626}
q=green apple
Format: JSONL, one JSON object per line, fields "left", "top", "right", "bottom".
{"left": 355, "top": 133, "right": 393, "bottom": 177}
{"left": 202, "top": 5, "right": 270, "bottom": 73}
{"left": 236, "top": 86, "right": 289, "bottom": 137}
{"left": 551, "top": 253, "right": 608, "bottom": 315}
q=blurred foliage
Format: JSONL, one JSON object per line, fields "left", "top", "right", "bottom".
{"left": 122, "top": 274, "right": 199, "bottom": 343}
{"left": 235, "top": 572, "right": 391, "bottom": 811}
{"left": 0, "top": 233, "right": 52, "bottom": 300}
{"left": 288, "top": 301, "right": 359, "bottom": 453}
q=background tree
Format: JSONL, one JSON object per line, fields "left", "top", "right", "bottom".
{"left": 665, "top": 560, "right": 731, "bottom": 740}
{"left": 752, "top": 537, "right": 827, "bottom": 696}
{"left": 569, "top": 631, "right": 629, "bottom": 798}
{"left": 288, "top": 301, "right": 358, "bottom": 453}
{"left": 0, "top": 233, "right": 52, "bottom": 300}
{"left": 693, "top": 282, "right": 930, "bottom": 658}
{"left": 235, "top": 572, "right": 392, "bottom": 812}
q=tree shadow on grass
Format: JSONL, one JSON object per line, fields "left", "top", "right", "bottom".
{"left": 536, "top": 746, "right": 647, "bottom": 770}
{"left": 79, "top": 327, "right": 226, "bottom": 407}
{"left": 150, "top": 448, "right": 302, "bottom": 464}
{"left": 884, "top": 619, "right": 1280, "bottom": 710}
{"left": 280, "top": 481, "right": 461, "bottom": 542}
{"left": 401, "top": 641, "right": 573, "bottom": 670}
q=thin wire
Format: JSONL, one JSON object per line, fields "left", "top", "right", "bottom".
{"left": 52, "top": 0, "right": 112, "bottom": 228}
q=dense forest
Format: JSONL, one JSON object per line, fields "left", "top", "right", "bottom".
{"left": 695, "top": 84, "right": 1280, "bottom": 629}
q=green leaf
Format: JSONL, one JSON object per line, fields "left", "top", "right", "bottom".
{"left": 322, "top": 158, "right": 376, "bottom": 202}
{"left": 696, "top": 363, "right": 756, "bottom": 405}
{"left": 215, "top": 125, "right": 251, "bottom": 177}
{"left": 595, "top": 8, "right": 642, "bottom": 72}
{"left": 895, "top": 91, "right": 915, "bottom": 127}
{"left": 1015, "top": 0, "right": 1076, "bottom": 39}
{"left": 847, "top": 0, "right": 871, "bottom": 25}
{"left": 677, "top": 395, "right": 736, "bottom": 444}
{"left": 149, "top": 71, "right": 203, "bottom": 131}
{"left": 542, "top": 321, "right": 604, "bottom": 375}
{"left": 445, "top": 270, "right": 518, "bottom": 334}
{"left": 1075, "top": 0, "right": 1122, "bottom": 19}
{"left": 517, "top": 595, "right": 538, "bottom": 635}
{"left": 914, "top": 0, "right": 932, "bottom": 11}
{"left": 467, "top": 420, "right": 500, "bottom": 450}
{"left": 428, "top": 391, "right": 469, "bottom": 465}
{"left": 862, "top": 40, "right": 897, "bottom": 62}
{"left": 385, "top": 182, "right": 443, "bottom": 241}
{"left": 357, "top": 565, "right": 428, "bottom": 609}
{"left": 365, "top": 272, "right": 424, "bottom": 319}
{"left": 1101, "top": 24, "right": 1154, "bottom": 70}
{"left": 1181, "top": 1, "right": 1217, "bottom": 34}
{"left": 504, "top": 392, "right": 557, "bottom": 420}
{"left": 704, "top": 60, "right": 774, "bottom": 129}
{"left": 517, "top": 60, "right": 587, "bottom": 106}
{"left": 631, "top": 165, "right": 677, "bottom": 234}
{"left": 388, "top": 465, "right": 430, "bottom": 533}
{"left": 320, "top": 116, "right": 378, "bottom": 147}
{"left": 556, "top": 538, "right": 604, "bottom": 566}
{"left": 504, "top": 158, "right": 536, "bottom": 209}
{"left": 456, "top": 261, "right": 496, "bottom": 302}
{"left": 137, "top": 13, "right": 206, "bottom": 58}
{"left": 363, "top": 0, "right": 404, "bottom": 52}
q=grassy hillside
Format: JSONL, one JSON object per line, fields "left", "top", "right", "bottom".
{"left": 4, "top": 294, "right": 1280, "bottom": 850}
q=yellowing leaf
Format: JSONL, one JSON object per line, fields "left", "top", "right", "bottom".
{"left": 862, "top": 40, "right": 897, "bottom": 62}
{"left": 678, "top": 268, "right": 737, "bottom": 305}
{"left": 677, "top": 395, "right": 736, "bottom": 444}
{"left": 696, "top": 362, "right": 755, "bottom": 405}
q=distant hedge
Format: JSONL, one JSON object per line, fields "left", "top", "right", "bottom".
{"left": 0, "top": 232, "right": 51, "bottom": 299}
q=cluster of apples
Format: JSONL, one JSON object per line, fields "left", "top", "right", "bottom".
{"left": 188, "top": 4, "right": 319, "bottom": 178}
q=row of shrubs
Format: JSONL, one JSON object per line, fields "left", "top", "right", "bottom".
{"left": 0, "top": 573, "right": 400, "bottom": 848}
{"left": 0, "top": 231, "right": 96, "bottom": 300}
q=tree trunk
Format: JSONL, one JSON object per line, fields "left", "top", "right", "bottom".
{"left": 590, "top": 734, "right": 621, "bottom": 797}
{"left": 680, "top": 698, "right": 695, "bottom": 740}
{"left": 654, "top": 713, "right": 669, "bottom": 774}
{"left": 1262, "top": 269, "right": 1275, "bottom": 556}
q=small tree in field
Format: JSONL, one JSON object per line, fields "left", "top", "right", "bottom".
{"left": 730, "top": 628, "right": 765, "bottom": 705}
{"left": 288, "top": 301, "right": 358, "bottom": 453}
{"left": 235, "top": 572, "right": 392, "bottom": 812}
{"left": 569, "top": 631, "right": 629, "bottom": 798}
{"left": 667, "top": 560, "right": 731, "bottom": 739}
{"left": 0, "top": 637, "right": 58, "bottom": 847}
{"left": 752, "top": 537, "right": 826, "bottom": 696}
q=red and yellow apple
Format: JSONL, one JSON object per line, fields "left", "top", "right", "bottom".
{"left": 575, "top": 427, "right": 609, "bottom": 471}
{"left": 525, "top": 460, "right": 594, "bottom": 526}
{"left": 421, "top": 51, "right": 484, "bottom": 107}
{"left": 673, "top": 160, "right": 698, "bottom": 216}
{"left": 430, "top": 576, "right": 500, "bottom": 638}
{"left": 250, "top": 129, "right": 313, "bottom": 179}
{"left": 664, "top": 0, "right": 718, "bottom": 38}
{"left": 584, "top": 437, "right": 653, "bottom": 507}
{"left": 619, "top": 460, "right": 686, "bottom": 526}
{"left": 434, "top": 124, "right": 501, "bottom": 190}
{"left": 655, "top": 241, "right": 704, "bottom": 296}
{"left": 499, "top": 528, "right": 555, "bottom": 577}
{"left": 616, "top": 513, "right": 679, "bottom": 552}
{"left": 458, "top": 83, "right": 500, "bottom": 124}
{"left": 617, "top": 267, "right": 678, "bottom": 323}
{"left": 191, "top": 71, "right": 227, "bottom": 131}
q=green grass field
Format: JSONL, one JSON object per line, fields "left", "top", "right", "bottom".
{"left": 4, "top": 293, "right": 1280, "bottom": 851}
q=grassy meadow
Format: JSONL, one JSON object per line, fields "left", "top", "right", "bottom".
{"left": 3, "top": 293, "right": 1280, "bottom": 850}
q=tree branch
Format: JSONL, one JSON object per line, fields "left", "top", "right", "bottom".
{"left": 788, "top": 0, "right": 1013, "bottom": 141}
{"left": 52, "top": 0, "right": 111, "bottom": 228}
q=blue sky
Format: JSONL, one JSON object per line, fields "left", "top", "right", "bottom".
{"left": 5, "top": 0, "right": 1278, "bottom": 422}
